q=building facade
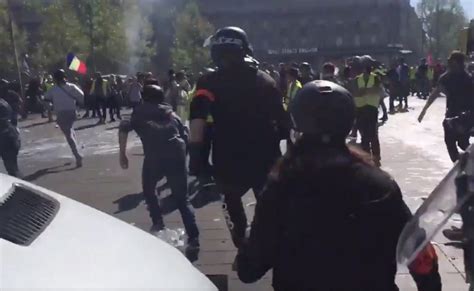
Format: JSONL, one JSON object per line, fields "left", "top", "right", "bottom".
{"left": 198, "top": 0, "right": 424, "bottom": 66}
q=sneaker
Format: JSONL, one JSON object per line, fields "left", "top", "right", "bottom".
{"left": 76, "top": 158, "right": 83, "bottom": 168}
{"left": 185, "top": 237, "right": 200, "bottom": 262}
{"left": 110, "top": 118, "right": 116, "bottom": 123}
{"left": 187, "top": 237, "right": 200, "bottom": 249}
{"left": 380, "top": 116, "right": 388, "bottom": 122}
{"left": 149, "top": 224, "right": 165, "bottom": 234}
{"left": 82, "top": 113, "right": 90, "bottom": 119}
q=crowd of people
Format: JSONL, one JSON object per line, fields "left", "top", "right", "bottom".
{"left": 1, "top": 24, "right": 474, "bottom": 290}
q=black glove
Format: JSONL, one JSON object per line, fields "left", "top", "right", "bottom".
{"left": 189, "top": 143, "right": 206, "bottom": 177}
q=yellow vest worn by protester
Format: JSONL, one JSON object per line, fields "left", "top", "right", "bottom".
{"left": 427, "top": 68, "right": 434, "bottom": 81}
{"left": 90, "top": 79, "right": 108, "bottom": 96}
{"left": 410, "top": 67, "right": 417, "bottom": 80}
{"left": 284, "top": 80, "right": 302, "bottom": 110}
{"left": 355, "top": 73, "right": 380, "bottom": 108}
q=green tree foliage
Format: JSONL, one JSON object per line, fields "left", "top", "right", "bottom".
{"left": 30, "top": 0, "right": 87, "bottom": 72}
{"left": 25, "top": 0, "right": 156, "bottom": 74}
{"left": 0, "top": 0, "right": 27, "bottom": 79}
{"left": 171, "top": 1, "right": 214, "bottom": 74}
{"left": 417, "top": 0, "right": 468, "bottom": 59}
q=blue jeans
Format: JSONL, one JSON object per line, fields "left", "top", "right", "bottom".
{"left": 142, "top": 156, "right": 199, "bottom": 239}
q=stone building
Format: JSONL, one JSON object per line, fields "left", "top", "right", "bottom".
{"left": 198, "top": 0, "right": 424, "bottom": 66}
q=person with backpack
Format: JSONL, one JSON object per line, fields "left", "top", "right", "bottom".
{"left": 119, "top": 85, "right": 199, "bottom": 250}
{"left": 45, "top": 69, "right": 84, "bottom": 167}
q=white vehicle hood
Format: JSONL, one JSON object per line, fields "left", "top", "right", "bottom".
{"left": 0, "top": 174, "right": 217, "bottom": 290}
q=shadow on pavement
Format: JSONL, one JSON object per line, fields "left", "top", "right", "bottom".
{"left": 113, "top": 192, "right": 143, "bottom": 214}
{"left": 445, "top": 241, "right": 464, "bottom": 249}
{"left": 105, "top": 126, "right": 119, "bottom": 131}
{"left": 160, "top": 183, "right": 221, "bottom": 215}
{"left": 21, "top": 120, "right": 52, "bottom": 129}
{"left": 23, "top": 162, "right": 78, "bottom": 182}
{"left": 113, "top": 179, "right": 220, "bottom": 215}
{"left": 75, "top": 123, "right": 102, "bottom": 131}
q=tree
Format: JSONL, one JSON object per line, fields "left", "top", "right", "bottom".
{"left": 30, "top": 0, "right": 88, "bottom": 72}
{"left": 171, "top": 1, "right": 214, "bottom": 74}
{"left": 417, "top": 0, "right": 468, "bottom": 59}
{"left": 122, "top": 1, "right": 156, "bottom": 73}
{"left": 26, "top": 0, "right": 156, "bottom": 74}
{"left": 0, "top": 0, "right": 27, "bottom": 79}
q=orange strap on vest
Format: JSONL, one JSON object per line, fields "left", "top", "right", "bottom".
{"left": 194, "top": 89, "right": 215, "bottom": 102}
{"left": 409, "top": 243, "right": 438, "bottom": 275}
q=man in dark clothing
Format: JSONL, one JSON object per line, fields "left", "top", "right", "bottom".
{"left": 189, "top": 27, "right": 289, "bottom": 249}
{"left": 91, "top": 72, "right": 108, "bottom": 124}
{"left": 119, "top": 85, "right": 199, "bottom": 247}
{"left": 419, "top": 51, "right": 474, "bottom": 162}
{"left": 300, "top": 62, "right": 315, "bottom": 85}
{"left": 0, "top": 80, "right": 21, "bottom": 127}
{"left": 416, "top": 58, "right": 430, "bottom": 99}
{"left": 386, "top": 63, "right": 400, "bottom": 113}
{"left": 0, "top": 96, "right": 21, "bottom": 177}
{"left": 278, "top": 63, "right": 288, "bottom": 96}
{"left": 398, "top": 58, "right": 410, "bottom": 110}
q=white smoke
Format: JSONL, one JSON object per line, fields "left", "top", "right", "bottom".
{"left": 123, "top": 1, "right": 156, "bottom": 74}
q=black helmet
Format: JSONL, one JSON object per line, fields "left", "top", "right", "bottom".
{"left": 289, "top": 80, "right": 355, "bottom": 143}
{"left": 208, "top": 26, "right": 253, "bottom": 67}
{"left": 143, "top": 84, "right": 164, "bottom": 103}
{"left": 53, "top": 69, "right": 66, "bottom": 83}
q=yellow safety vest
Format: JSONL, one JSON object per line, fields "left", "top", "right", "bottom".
{"left": 284, "top": 80, "right": 302, "bottom": 109}
{"left": 427, "top": 68, "right": 434, "bottom": 81}
{"left": 410, "top": 67, "right": 417, "bottom": 80}
{"left": 90, "top": 80, "right": 108, "bottom": 96}
{"left": 45, "top": 82, "right": 54, "bottom": 91}
{"left": 355, "top": 73, "right": 380, "bottom": 108}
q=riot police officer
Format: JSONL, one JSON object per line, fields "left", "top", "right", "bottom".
{"left": 236, "top": 80, "right": 442, "bottom": 291}
{"left": 189, "top": 27, "right": 289, "bottom": 249}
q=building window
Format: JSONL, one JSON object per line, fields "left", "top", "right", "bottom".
{"left": 371, "top": 35, "right": 377, "bottom": 45}
{"left": 354, "top": 34, "right": 361, "bottom": 47}
{"left": 336, "top": 36, "right": 343, "bottom": 47}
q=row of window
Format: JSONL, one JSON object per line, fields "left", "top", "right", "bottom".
{"left": 254, "top": 33, "right": 384, "bottom": 50}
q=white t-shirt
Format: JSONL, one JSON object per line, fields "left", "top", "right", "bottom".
{"left": 45, "top": 82, "right": 84, "bottom": 113}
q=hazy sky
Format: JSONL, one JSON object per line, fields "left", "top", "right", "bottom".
{"left": 411, "top": 0, "right": 474, "bottom": 19}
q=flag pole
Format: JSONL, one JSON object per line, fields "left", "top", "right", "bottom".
{"left": 6, "top": 0, "right": 25, "bottom": 100}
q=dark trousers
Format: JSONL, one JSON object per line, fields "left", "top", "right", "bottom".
{"left": 380, "top": 97, "right": 388, "bottom": 118}
{"left": 95, "top": 97, "right": 107, "bottom": 121}
{"left": 0, "top": 130, "right": 21, "bottom": 177}
{"left": 142, "top": 158, "right": 199, "bottom": 239}
{"left": 356, "top": 106, "right": 381, "bottom": 159}
{"left": 84, "top": 94, "right": 98, "bottom": 117}
{"left": 389, "top": 93, "right": 398, "bottom": 111}
{"left": 108, "top": 95, "right": 121, "bottom": 120}
{"left": 218, "top": 177, "right": 266, "bottom": 248}
{"left": 399, "top": 83, "right": 409, "bottom": 106}
{"left": 443, "top": 120, "right": 470, "bottom": 162}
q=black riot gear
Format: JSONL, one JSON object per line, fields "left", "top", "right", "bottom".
{"left": 289, "top": 80, "right": 355, "bottom": 143}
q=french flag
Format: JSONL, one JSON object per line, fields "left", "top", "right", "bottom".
{"left": 67, "top": 52, "right": 87, "bottom": 75}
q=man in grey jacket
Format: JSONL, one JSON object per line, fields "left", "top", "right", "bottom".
{"left": 45, "top": 69, "right": 84, "bottom": 167}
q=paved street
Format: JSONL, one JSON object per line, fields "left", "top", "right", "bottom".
{"left": 1, "top": 97, "right": 471, "bottom": 290}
